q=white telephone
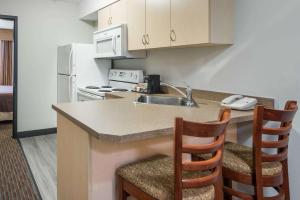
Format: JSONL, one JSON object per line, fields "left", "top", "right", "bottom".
{"left": 221, "top": 95, "right": 258, "bottom": 110}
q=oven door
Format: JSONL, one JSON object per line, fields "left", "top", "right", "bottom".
{"left": 77, "top": 91, "right": 104, "bottom": 101}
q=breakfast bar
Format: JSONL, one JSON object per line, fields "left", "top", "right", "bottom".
{"left": 52, "top": 92, "right": 271, "bottom": 200}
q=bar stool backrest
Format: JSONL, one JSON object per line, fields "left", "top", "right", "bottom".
{"left": 174, "top": 108, "right": 231, "bottom": 200}
{"left": 253, "top": 101, "right": 298, "bottom": 184}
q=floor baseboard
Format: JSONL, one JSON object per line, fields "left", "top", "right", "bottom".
{"left": 17, "top": 128, "right": 57, "bottom": 138}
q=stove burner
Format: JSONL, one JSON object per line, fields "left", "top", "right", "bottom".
{"left": 86, "top": 86, "right": 100, "bottom": 89}
{"left": 112, "top": 88, "right": 128, "bottom": 92}
{"left": 98, "top": 89, "right": 112, "bottom": 92}
{"left": 101, "top": 86, "right": 112, "bottom": 89}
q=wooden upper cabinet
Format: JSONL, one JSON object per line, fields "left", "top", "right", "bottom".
{"left": 171, "top": 0, "right": 209, "bottom": 46}
{"left": 171, "top": 0, "right": 233, "bottom": 46}
{"left": 111, "top": 0, "right": 127, "bottom": 25}
{"left": 98, "top": 0, "right": 127, "bottom": 31}
{"left": 98, "top": 6, "right": 111, "bottom": 30}
{"left": 111, "top": 0, "right": 233, "bottom": 50}
{"left": 145, "top": 0, "right": 170, "bottom": 49}
{"left": 127, "top": 0, "right": 146, "bottom": 51}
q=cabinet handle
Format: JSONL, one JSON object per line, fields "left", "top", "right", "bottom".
{"left": 170, "top": 29, "right": 176, "bottom": 41}
{"left": 142, "top": 35, "right": 146, "bottom": 45}
{"left": 146, "top": 34, "right": 150, "bottom": 44}
{"left": 108, "top": 17, "right": 112, "bottom": 25}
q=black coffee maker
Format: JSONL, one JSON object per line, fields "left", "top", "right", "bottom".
{"left": 145, "top": 75, "right": 160, "bottom": 94}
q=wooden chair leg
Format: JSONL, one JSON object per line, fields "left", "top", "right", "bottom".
{"left": 214, "top": 174, "right": 224, "bottom": 200}
{"left": 117, "top": 176, "right": 129, "bottom": 200}
{"left": 254, "top": 182, "right": 264, "bottom": 200}
{"left": 223, "top": 178, "right": 232, "bottom": 200}
{"left": 282, "top": 159, "right": 290, "bottom": 200}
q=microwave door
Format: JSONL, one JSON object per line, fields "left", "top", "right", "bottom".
{"left": 96, "top": 36, "right": 117, "bottom": 58}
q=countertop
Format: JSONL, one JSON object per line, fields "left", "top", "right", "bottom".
{"left": 52, "top": 92, "right": 254, "bottom": 143}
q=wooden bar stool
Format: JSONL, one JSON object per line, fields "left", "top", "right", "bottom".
{"left": 116, "top": 109, "right": 231, "bottom": 200}
{"left": 222, "top": 101, "right": 298, "bottom": 200}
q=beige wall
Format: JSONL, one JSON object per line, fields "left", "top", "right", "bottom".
{"left": 0, "top": 0, "right": 95, "bottom": 132}
{"left": 0, "top": 29, "right": 13, "bottom": 41}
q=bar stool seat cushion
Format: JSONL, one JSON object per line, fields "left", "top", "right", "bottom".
{"left": 223, "top": 142, "right": 282, "bottom": 176}
{"left": 117, "top": 155, "right": 214, "bottom": 200}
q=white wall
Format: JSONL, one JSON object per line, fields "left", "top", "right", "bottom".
{"left": 115, "top": 0, "right": 300, "bottom": 198}
{"left": 0, "top": 0, "right": 94, "bottom": 132}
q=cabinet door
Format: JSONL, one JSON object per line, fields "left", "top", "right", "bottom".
{"left": 145, "top": 0, "right": 170, "bottom": 49}
{"left": 98, "top": 6, "right": 111, "bottom": 30}
{"left": 171, "top": 0, "right": 210, "bottom": 46}
{"left": 111, "top": 0, "right": 127, "bottom": 25}
{"left": 127, "top": 0, "right": 146, "bottom": 50}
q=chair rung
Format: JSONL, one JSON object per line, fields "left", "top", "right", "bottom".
{"left": 182, "top": 135, "right": 224, "bottom": 154}
{"left": 223, "top": 186, "right": 253, "bottom": 200}
{"left": 262, "top": 149, "right": 288, "bottom": 162}
{"left": 262, "top": 125, "right": 292, "bottom": 135}
{"left": 261, "top": 137, "right": 289, "bottom": 148}
{"left": 263, "top": 188, "right": 285, "bottom": 200}
{"left": 183, "top": 150, "right": 221, "bottom": 171}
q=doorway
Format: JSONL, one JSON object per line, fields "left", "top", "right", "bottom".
{"left": 0, "top": 15, "right": 18, "bottom": 138}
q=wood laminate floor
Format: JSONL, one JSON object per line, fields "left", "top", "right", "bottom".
{"left": 20, "top": 134, "right": 57, "bottom": 200}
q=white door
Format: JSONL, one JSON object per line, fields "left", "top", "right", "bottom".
{"left": 57, "top": 74, "right": 76, "bottom": 103}
{"left": 57, "top": 44, "right": 74, "bottom": 75}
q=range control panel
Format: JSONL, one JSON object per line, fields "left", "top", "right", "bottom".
{"left": 109, "top": 69, "right": 144, "bottom": 83}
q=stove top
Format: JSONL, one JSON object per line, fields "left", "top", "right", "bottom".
{"left": 101, "top": 86, "right": 112, "bottom": 89}
{"left": 78, "top": 85, "right": 130, "bottom": 97}
{"left": 77, "top": 69, "right": 144, "bottom": 99}
{"left": 112, "top": 88, "right": 128, "bottom": 92}
{"left": 98, "top": 89, "right": 112, "bottom": 92}
{"left": 86, "top": 86, "right": 100, "bottom": 89}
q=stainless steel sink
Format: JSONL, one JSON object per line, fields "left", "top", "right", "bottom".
{"left": 135, "top": 95, "right": 198, "bottom": 107}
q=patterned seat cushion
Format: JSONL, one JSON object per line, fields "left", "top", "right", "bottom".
{"left": 222, "top": 142, "right": 282, "bottom": 176}
{"left": 117, "top": 155, "right": 214, "bottom": 200}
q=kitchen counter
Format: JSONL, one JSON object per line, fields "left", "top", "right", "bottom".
{"left": 52, "top": 92, "right": 253, "bottom": 143}
{"left": 53, "top": 91, "right": 273, "bottom": 200}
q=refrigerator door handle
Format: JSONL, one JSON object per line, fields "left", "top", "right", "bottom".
{"left": 68, "top": 76, "right": 72, "bottom": 101}
{"left": 69, "top": 48, "right": 74, "bottom": 75}
{"left": 69, "top": 76, "right": 76, "bottom": 102}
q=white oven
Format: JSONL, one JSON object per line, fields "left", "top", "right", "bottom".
{"left": 94, "top": 24, "right": 146, "bottom": 59}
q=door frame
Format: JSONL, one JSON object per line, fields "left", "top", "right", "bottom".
{"left": 0, "top": 15, "right": 18, "bottom": 138}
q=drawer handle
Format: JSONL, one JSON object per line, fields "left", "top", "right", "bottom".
{"left": 170, "top": 29, "right": 176, "bottom": 41}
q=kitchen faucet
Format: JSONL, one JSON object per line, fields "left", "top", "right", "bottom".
{"left": 161, "top": 82, "right": 195, "bottom": 107}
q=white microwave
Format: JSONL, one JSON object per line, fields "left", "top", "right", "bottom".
{"left": 94, "top": 24, "right": 146, "bottom": 59}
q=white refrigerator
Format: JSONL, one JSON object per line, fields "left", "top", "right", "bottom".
{"left": 57, "top": 43, "right": 111, "bottom": 103}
